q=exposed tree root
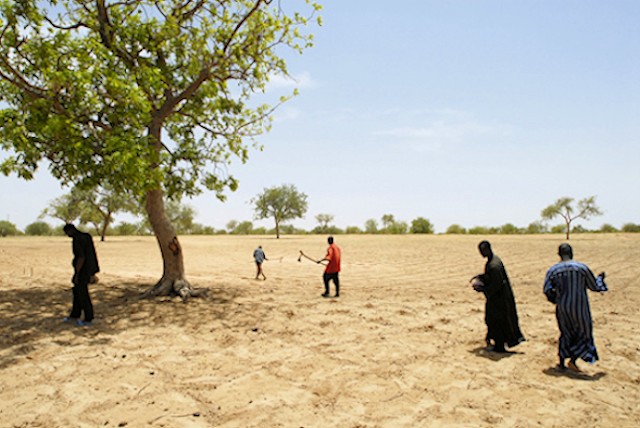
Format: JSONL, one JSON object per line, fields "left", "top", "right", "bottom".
{"left": 140, "top": 277, "right": 208, "bottom": 302}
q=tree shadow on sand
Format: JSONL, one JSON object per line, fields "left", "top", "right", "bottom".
{"left": 470, "top": 346, "right": 523, "bottom": 361}
{"left": 0, "top": 279, "right": 269, "bottom": 369}
{"left": 542, "top": 366, "right": 607, "bottom": 381}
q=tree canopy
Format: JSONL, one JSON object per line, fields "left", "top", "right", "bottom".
{"left": 0, "top": 0, "right": 321, "bottom": 296}
{"left": 252, "top": 184, "right": 308, "bottom": 238}
{"left": 541, "top": 196, "right": 602, "bottom": 239}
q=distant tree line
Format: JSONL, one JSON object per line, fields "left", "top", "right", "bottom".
{"left": 3, "top": 216, "right": 640, "bottom": 238}
{"left": 3, "top": 189, "right": 638, "bottom": 238}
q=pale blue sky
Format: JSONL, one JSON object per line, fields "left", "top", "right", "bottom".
{"left": 2, "top": 0, "right": 639, "bottom": 232}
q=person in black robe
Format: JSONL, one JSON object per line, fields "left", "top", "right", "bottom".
{"left": 473, "top": 241, "right": 525, "bottom": 352}
{"left": 63, "top": 223, "right": 100, "bottom": 326}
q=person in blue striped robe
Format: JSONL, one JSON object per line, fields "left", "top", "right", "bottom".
{"left": 543, "top": 243, "right": 608, "bottom": 372}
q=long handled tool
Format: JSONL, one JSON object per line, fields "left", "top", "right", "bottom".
{"left": 298, "top": 250, "right": 325, "bottom": 264}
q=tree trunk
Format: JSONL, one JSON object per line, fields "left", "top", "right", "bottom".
{"left": 565, "top": 220, "right": 571, "bottom": 240}
{"left": 140, "top": 121, "right": 206, "bottom": 300}
{"left": 100, "top": 213, "right": 111, "bottom": 242}
{"left": 275, "top": 216, "right": 280, "bottom": 239}
{"left": 140, "top": 188, "right": 205, "bottom": 300}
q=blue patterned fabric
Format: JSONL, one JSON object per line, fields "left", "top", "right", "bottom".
{"left": 543, "top": 261, "right": 607, "bottom": 363}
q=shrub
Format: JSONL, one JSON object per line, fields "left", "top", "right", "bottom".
{"left": 25, "top": 221, "right": 52, "bottom": 236}
{"left": 410, "top": 217, "right": 434, "bottom": 234}
{"left": 0, "top": 221, "right": 21, "bottom": 237}
{"left": 446, "top": 224, "right": 466, "bottom": 234}
{"left": 621, "top": 223, "right": 640, "bottom": 233}
{"left": 599, "top": 224, "right": 619, "bottom": 233}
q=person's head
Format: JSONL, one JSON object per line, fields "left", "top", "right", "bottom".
{"left": 327, "top": 236, "right": 334, "bottom": 245}
{"left": 478, "top": 240, "right": 492, "bottom": 258}
{"left": 63, "top": 223, "right": 78, "bottom": 237}
{"left": 558, "top": 243, "right": 573, "bottom": 261}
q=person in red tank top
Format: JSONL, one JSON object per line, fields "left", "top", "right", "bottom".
{"left": 318, "top": 236, "right": 341, "bottom": 298}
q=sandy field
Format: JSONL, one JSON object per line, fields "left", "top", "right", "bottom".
{"left": 1, "top": 233, "right": 639, "bottom": 427}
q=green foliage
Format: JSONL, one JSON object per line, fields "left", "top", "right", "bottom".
{"left": 25, "top": 221, "right": 52, "bottom": 236}
{"left": 113, "top": 222, "right": 142, "bottom": 236}
{"left": 446, "top": 224, "right": 466, "bottom": 234}
{"left": 42, "top": 185, "right": 139, "bottom": 240}
{"left": 621, "top": 223, "right": 640, "bottom": 233}
{"left": 541, "top": 196, "right": 602, "bottom": 239}
{"left": 571, "top": 225, "right": 589, "bottom": 234}
{"left": 252, "top": 184, "right": 308, "bottom": 238}
{"left": 364, "top": 219, "right": 378, "bottom": 234}
{"left": 498, "top": 223, "right": 521, "bottom": 235}
{"left": 268, "top": 224, "right": 303, "bottom": 236}
{"left": 0, "top": 0, "right": 321, "bottom": 238}
{"left": 468, "top": 226, "right": 491, "bottom": 235}
{"left": 345, "top": 226, "right": 362, "bottom": 234}
{"left": 232, "top": 221, "right": 254, "bottom": 235}
{"left": 314, "top": 213, "right": 334, "bottom": 233}
{"left": 311, "top": 225, "right": 343, "bottom": 235}
{"left": 0, "top": 220, "right": 21, "bottom": 236}
{"left": 138, "top": 200, "right": 196, "bottom": 234}
{"left": 410, "top": 217, "right": 434, "bottom": 234}
{"left": 379, "top": 214, "right": 407, "bottom": 234}
{"left": 525, "top": 221, "right": 548, "bottom": 234}
{"left": 599, "top": 224, "right": 619, "bottom": 233}
{"left": 550, "top": 224, "right": 566, "bottom": 234}
{"left": 41, "top": 193, "right": 86, "bottom": 224}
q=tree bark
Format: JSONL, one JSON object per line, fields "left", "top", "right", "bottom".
{"left": 100, "top": 213, "right": 111, "bottom": 242}
{"left": 140, "top": 120, "right": 205, "bottom": 300}
{"left": 141, "top": 188, "right": 206, "bottom": 300}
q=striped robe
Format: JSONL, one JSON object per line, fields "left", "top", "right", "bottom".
{"left": 543, "top": 260, "right": 608, "bottom": 363}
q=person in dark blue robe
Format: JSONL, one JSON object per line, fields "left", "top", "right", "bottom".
{"left": 543, "top": 243, "right": 607, "bottom": 372}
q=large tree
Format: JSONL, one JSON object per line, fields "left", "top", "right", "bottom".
{"left": 0, "top": 0, "right": 320, "bottom": 297}
{"left": 541, "top": 196, "right": 603, "bottom": 240}
{"left": 252, "top": 184, "right": 308, "bottom": 238}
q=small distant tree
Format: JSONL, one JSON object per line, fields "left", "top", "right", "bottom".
{"left": 42, "top": 186, "right": 137, "bottom": 241}
{"left": 381, "top": 214, "right": 395, "bottom": 230}
{"left": 252, "top": 184, "right": 308, "bottom": 239}
{"left": 498, "top": 223, "right": 520, "bottom": 235}
{"left": 233, "top": 221, "right": 254, "bottom": 235}
{"left": 25, "top": 221, "right": 53, "bottom": 236}
{"left": 0, "top": 220, "right": 20, "bottom": 236}
{"left": 446, "top": 224, "right": 466, "bottom": 234}
{"left": 525, "top": 221, "right": 548, "bottom": 234}
{"left": 550, "top": 224, "right": 566, "bottom": 234}
{"left": 541, "top": 196, "right": 603, "bottom": 240}
{"left": 315, "top": 214, "right": 334, "bottom": 233}
{"left": 364, "top": 219, "right": 378, "bottom": 234}
{"left": 410, "top": 217, "right": 434, "bottom": 234}
{"left": 622, "top": 223, "right": 640, "bottom": 233}
{"left": 113, "top": 222, "right": 141, "bottom": 236}
{"left": 41, "top": 193, "right": 85, "bottom": 225}
{"left": 345, "top": 226, "right": 362, "bottom": 234}
{"left": 387, "top": 221, "right": 408, "bottom": 234}
{"left": 380, "top": 214, "right": 407, "bottom": 234}
{"left": 226, "top": 220, "right": 239, "bottom": 233}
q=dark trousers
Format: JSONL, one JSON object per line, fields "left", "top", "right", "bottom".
{"left": 70, "top": 273, "right": 94, "bottom": 322}
{"left": 323, "top": 272, "right": 340, "bottom": 296}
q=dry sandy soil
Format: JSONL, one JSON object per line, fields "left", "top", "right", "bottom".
{"left": 1, "top": 234, "right": 639, "bottom": 427}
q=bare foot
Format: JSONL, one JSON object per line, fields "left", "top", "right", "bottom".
{"left": 567, "top": 361, "right": 582, "bottom": 373}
